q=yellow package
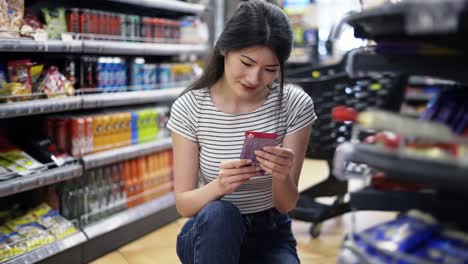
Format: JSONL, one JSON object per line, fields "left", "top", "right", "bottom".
{"left": 28, "top": 203, "right": 77, "bottom": 240}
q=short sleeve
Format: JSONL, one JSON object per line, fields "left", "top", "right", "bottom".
{"left": 285, "top": 85, "right": 318, "bottom": 135}
{"left": 166, "top": 92, "right": 199, "bottom": 142}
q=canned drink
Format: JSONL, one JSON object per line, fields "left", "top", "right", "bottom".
{"left": 126, "top": 15, "right": 134, "bottom": 41}
{"left": 84, "top": 117, "right": 93, "bottom": 154}
{"left": 93, "top": 115, "right": 104, "bottom": 152}
{"left": 102, "top": 114, "right": 111, "bottom": 150}
{"left": 45, "top": 117, "right": 56, "bottom": 140}
{"left": 67, "top": 8, "right": 80, "bottom": 33}
{"left": 134, "top": 15, "right": 141, "bottom": 41}
{"left": 119, "top": 14, "right": 126, "bottom": 39}
{"left": 157, "top": 63, "right": 172, "bottom": 89}
{"left": 69, "top": 117, "right": 85, "bottom": 157}
{"left": 141, "top": 17, "right": 152, "bottom": 41}
{"left": 55, "top": 118, "right": 69, "bottom": 153}
{"left": 88, "top": 10, "right": 97, "bottom": 35}
{"left": 80, "top": 9, "right": 90, "bottom": 35}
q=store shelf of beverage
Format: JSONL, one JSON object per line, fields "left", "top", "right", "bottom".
{"left": 2, "top": 231, "right": 88, "bottom": 264}
{"left": 2, "top": 193, "right": 178, "bottom": 264}
{"left": 0, "top": 87, "right": 184, "bottom": 118}
{"left": 0, "top": 38, "right": 209, "bottom": 55}
{"left": 84, "top": 192, "right": 175, "bottom": 239}
{"left": 81, "top": 87, "right": 184, "bottom": 109}
{"left": 105, "top": 0, "right": 206, "bottom": 15}
{"left": 342, "top": 143, "right": 468, "bottom": 193}
{"left": 82, "top": 137, "right": 173, "bottom": 170}
{"left": 0, "top": 164, "right": 83, "bottom": 198}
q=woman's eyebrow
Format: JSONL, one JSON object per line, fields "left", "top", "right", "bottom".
{"left": 240, "top": 55, "right": 279, "bottom": 67}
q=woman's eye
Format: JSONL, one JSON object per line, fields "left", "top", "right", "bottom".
{"left": 265, "top": 69, "right": 276, "bottom": 73}
{"left": 241, "top": 61, "right": 251, "bottom": 67}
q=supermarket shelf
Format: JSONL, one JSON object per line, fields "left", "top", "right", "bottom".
{"left": 350, "top": 188, "right": 437, "bottom": 212}
{"left": 0, "top": 164, "right": 83, "bottom": 198}
{"left": 350, "top": 188, "right": 468, "bottom": 223}
{"left": 0, "top": 96, "right": 82, "bottom": 118}
{"left": 83, "top": 192, "right": 175, "bottom": 239}
{"left": 81, "top": 87, "right": 184, "bottom": 108}
{"left": 0, "top": 38, "right": 209, "bottom": 56}
{"left": 3, "top": 231, "right": 87, "bottom": 264}
{"left": 345, "top": 0, "right": 468, "bottom": 43}
{"left": 346, "top": 47, "right": 468, "bottom": 85}
{"left": 348, "top": 144, "right": 468, "bottom": 192}
{"left": 82, "top": 138, "right": 172, "bottom": 169}
{"left": 0, "top": 88, "right": 183, "bottom": 118}
{"left": 82, "top": 41, "right": 208, "bottom": 55}
{"left": 0, "top": 39, "right": 83, "bottom": 53}
{"left": 106, "top": 0, "right": 206, "bottom": 15}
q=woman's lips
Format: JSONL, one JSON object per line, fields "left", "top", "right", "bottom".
{"left": 240, "top": 82, "right": 256, "bottom": 90}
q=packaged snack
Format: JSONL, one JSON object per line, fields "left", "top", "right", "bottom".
{"left": 0, "top": 165, "right": 17, "bottom": 181}
{"left": 240, "top": 131, "right": 278, "bottom": 168}
{"left": 32, "top": 67, "right": 66, "bottom": 98}
{"left": 0, "top": 226, "right": 24, "bottom": 260}
{"left": 414, "top": 230, "right": 468, "bottom": 263}
{"left": 0, "top": 65, "right": 6, "bottom": 85}
{"left": 0, "top": 156, "right": 30, "bottom": 176}
{"left": 20, "top": 8, "right": 43, "bottom": 38}
{"left": 28, "top": 203, "right": 77, "bottom": 240}
{"left": 6, "top": 214, "right": 55, "bottom": 251}
{"left": 362, "top": 210, "right": 438, "bottom": 253}
{"left": 29, "top": 64, "right": 44, "bottom": 84}
{"left": 7, "top": 60, "right": 32, "bottom": 93}
{"left": 0, "top": 149, "right": 44, "bottom": 171}
{"left": 0, "top": 0, "right": 10, "bottom": 38}
{"left": 41, "top": 8, "right": 66, "bottom": 39}
{"left": 7, "top": 0, "right": 24, "bottom": 37}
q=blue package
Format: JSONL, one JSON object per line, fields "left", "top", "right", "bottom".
{"left": 131, "top": 111, "right": 139, "bottom": 144}
{"left": 414, "top": 231, "right": 468, "bottom": 264}
{"left": 361, "top": 211, "right": 438, "bottom": 253}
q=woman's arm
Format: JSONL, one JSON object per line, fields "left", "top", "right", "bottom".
{"left": 172, "top": 132, "right": 221, "bottom": 217}
{"left": 256, "top": 124, "right": 312, "bottom": 213}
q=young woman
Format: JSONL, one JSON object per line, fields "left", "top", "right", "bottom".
{"left": 167, "top": 0, "right": 317, "bottom": 263}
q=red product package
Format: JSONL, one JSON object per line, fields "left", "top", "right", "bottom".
{"left": 240, "top": 131, "right": 277, "bottom": 166}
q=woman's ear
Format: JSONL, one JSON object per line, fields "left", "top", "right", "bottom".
{"left": 220, "top": 49, "right": 227, "bottom": 56}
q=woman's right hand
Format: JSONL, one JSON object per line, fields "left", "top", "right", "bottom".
{"left": 216, "top": 159, "right": 260, "bottom": 196}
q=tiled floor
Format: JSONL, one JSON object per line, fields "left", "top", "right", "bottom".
{"left": 91, "top": 160, "right": 395, "bottom": 264}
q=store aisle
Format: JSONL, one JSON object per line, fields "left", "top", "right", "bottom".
{"left": 91, "top": 160, "right": 395, "bottom": 263}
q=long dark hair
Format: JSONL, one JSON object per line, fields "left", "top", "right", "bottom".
{"left": 183, "top": 0, "right": 293, "bottom": 100}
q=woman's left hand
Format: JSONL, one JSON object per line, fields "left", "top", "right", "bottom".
{"left": 255, "top": 146, "right": 295, "bottom": 182}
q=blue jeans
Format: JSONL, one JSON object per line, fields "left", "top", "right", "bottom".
{"left": 176, "top": 200, "right": 300, "bottom": 264}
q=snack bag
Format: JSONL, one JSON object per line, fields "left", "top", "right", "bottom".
{"left": 7, "top": 60, "right": 32, "bottom": 94}
{"left": 0, "top": 157, "right": 29, "bottom": 176}
{"left": 240, "top": 131, "right": 277, "bottom": 174}
{"left": 6, "top": 214, "right": 55, "bottom": 251}
{"left": 0, "top": 149, "right": 44, "bottom": 171}
{"left": 28, "top": 203, "right": 77, "bottom": 239}
{"left": 0, "top": 0, "right": 9, "bottom": 38}
{"left": 0, "top": 226, "right": 25, "bottom": 260}
{"left": 7, "top": 0, "right": 24, "bottom": 37}
{"left": 362, "top": 210, "right": 438, "bottom": 253}
{"left": 41, "top": 8, "right": 66, "bottom": 40}
{"left": 414, "top": 230, "right": 468, "bottom": 263}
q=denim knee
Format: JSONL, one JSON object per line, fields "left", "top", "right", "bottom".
{"left": 197, "top": 200, "right": 243, "bottom": 231}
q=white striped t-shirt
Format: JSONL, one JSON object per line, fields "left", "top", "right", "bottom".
{"left": 167, "top": 84, "right": 317, "bottom": 214}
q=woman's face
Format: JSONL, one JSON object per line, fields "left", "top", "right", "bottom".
{"left": 223, "top": 45, "right": 280, "bottom": 99}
